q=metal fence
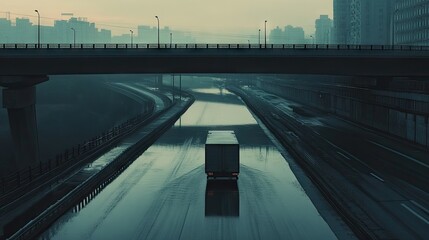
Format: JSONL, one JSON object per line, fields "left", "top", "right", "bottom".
{"left": 1, "top": 43, "right": 429, "bottom": 51}
{"left": 0, "top": 102, "right": 155, "bottom": 198}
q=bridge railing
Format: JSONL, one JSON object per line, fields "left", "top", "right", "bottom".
{"left": 1, "top": 43, "right": 429, "bottom": 51}
{"left": 0, "top": 101, "right": 155, "bottom": 200}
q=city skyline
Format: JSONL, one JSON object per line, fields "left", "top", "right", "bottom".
{"left": 0, "top": 0, "right": 333, "bottom": 35}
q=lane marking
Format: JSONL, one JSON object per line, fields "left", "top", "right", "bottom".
{"left": 324, "top": 138, "right": 374, "bottom": 171}
{"left": 401, "top": 203, "right": 429, "bottom": 225}
{"left": 368, "top": 140, "right": 429, "bottom": 169}
{"left": 411, "top": 200, "right": 429, "bottom": 215}
{"left": 314, "top": 131, "right": 321, "bottom": 136}
{"left": 337, "top": 151, "right": 350, "bottom": 160}
{"left": 370, "top": 173, "right": 385, "bottom": 182}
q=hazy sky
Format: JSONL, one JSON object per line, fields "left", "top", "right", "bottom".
{"left": 1, "top": 0, "right": 333, "bottom": 35}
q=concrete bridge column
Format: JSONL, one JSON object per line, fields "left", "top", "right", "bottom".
{"left": 157, "top": 75, "right": 163, "bottom": 86}
{"left": 0, "top": 75, "right": 48, "bottom": 172}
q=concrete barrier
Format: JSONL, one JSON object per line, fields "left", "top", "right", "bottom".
{"left": 257, "top": 80, "right": 429, "bottom": 149}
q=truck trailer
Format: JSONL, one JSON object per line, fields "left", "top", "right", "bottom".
{"left": 205, "top": 131, "right": 240, "bottom": 180}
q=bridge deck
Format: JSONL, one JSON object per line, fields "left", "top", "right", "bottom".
{"left": 1, "top": 44, "right": 429, "bottom": 77}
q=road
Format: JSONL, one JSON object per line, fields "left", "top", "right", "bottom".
{"left": 235, "top": 85, "right": 429, "bottom": 239}
{"left": 39, "top": 85, "right": 353, "bottom": 239}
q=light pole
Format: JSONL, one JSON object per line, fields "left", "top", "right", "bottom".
{"left": 70, "top": 28, "right": 76, "bottom": 48}
{"left": 264, "top": 20, "right": 267, "bottom": 48}
{"left": 258, "top": 29, "right": 261, "bottom": 46}
{"left": 170, "top": 32, "right": 172, "bottom": 48}
{"left": 130, "top": 30, "right": 134, "bottom": 47}
{"left": 310, "top": 35, "right": 314, "bottom": 44}
{"left": 155, "top": 16, "right": 160, "bottom": 48}
{"left": 35, "top": 10, "right": 40, "bottom": 48}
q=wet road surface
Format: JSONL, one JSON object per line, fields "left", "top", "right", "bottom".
{"left": 40, "top": 86, "right": 343, "bottom": 240}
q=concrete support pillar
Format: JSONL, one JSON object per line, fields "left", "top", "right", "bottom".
{"left": 1, "top": 75, "right": 48, "bottom": 172}
{"left": 157, "top": 75, "right": 163, "bottom": 86}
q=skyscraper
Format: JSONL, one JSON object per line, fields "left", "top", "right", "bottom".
{"left": 333, "top": 0, "right": 351, "bottom": 44}
{"left": 394, "top": 0, "right": 429, "bottom": 45}
{"left": 333, "top": 0, "right": 393, "bottom": 45}
{"left": 284, "top": 25, "right": 305, "bottom": 44}
{"left": 360, "top": 0, "right": 393, "bottom": 45}
{"left": 0, "top": 18, "right": 12, "bottom": 43}
{"left": 269, "top": 26, "right": 283, "bottom": 44}
{"left": 315, "top": 15, "right": 333, "bottom": 44}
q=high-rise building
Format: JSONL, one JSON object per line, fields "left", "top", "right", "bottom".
{"left": 315, "top": 15, "right": 333, "bottom": 44}
{"left": 269, "top": 26, "right": 283, "bottom": 44}
{"left": 137, "top": 25, "right": 195, "bottom": 44}
{"left": 284, "top": 25, "right": 305, "bottom": 44}
{"left": 53, "top": 17, "right": 110, "bottom": 44}
{"left": 394, "top": 0, "right": 429, "bottom": 45}
{"left": 0, "top": 18, "right": 12, "bottom": 42}
{"left": 15, "top": 18, "right": 34, "bottom": 43}
{"left": 137, "top": 25, "right": 157, "bottom": 43}
{"left": 333, "top": 0, "right": 392, "bottom": 45}
{"left": 333, "top": 0, "right": 351, "bottom": 44}
{"left": 360, "top": 0, "right": 393, "bottom": 45}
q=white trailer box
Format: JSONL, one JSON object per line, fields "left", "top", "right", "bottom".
{"left": 205, "top": 131, "right": 239, "bottom": 179}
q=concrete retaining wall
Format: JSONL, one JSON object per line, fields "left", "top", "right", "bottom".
{"left": 257, "top": 80, "right": 429, "bottom": 149}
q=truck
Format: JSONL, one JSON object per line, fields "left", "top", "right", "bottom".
{"left": 205, "top": 130, "right": 240, "bottom": 180}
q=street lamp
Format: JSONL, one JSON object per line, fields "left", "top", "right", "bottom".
{"left": 155, "top": 16, "right": 160, "bottom": 48}
{"left": 264, "top": 20, "right": 267, "bottom": 48}
{"left": 35, "top": 10, "right": 40, "bottom": 48}
{"left": 258, "top": 29, "right": 261, "bottom": 46}
{"left": 310, "top": 35, "right": 314, "bottom": 44}
{"left": 70, "top": 28, "right": 76, "bottom": 48}
{"left": 130, "top": 30, "right": 134, "bottom": 47}
{"left": 170, "top": 32, "right": 172, "bottom": 48}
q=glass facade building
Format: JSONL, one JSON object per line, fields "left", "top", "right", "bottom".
{"left": 395, "top": 0, "right": 429, "bottom": 45}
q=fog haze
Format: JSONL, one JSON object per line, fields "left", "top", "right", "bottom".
{"left": 1, "top": 0, "right": 333, "bottom": 35}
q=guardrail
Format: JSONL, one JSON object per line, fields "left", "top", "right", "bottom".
{"left": 0, "top": 43, "right": 429, "bottom": 51}
{"left": 0, "top": 102, "right": 155, "bottom": 202}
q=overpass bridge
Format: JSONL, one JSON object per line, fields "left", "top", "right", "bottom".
{"left": 0, "top": 43, "right": 429, "bottom": 178}
{"left": 0, "top": 43, "right": 429, "bottom": 77}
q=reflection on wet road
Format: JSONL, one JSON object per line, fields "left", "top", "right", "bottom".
{"left": 41, "top": 87, "right": 338, "bottom": 239}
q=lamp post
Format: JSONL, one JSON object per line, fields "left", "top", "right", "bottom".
{"left": 130, "top": 30, "right": 134, "bottom": 47}
{"left": 155, "top": 16, "right": 160, "bottom": 48}
{"left": 310, "top": 35, "right": 314, "bottom": 44}
{"left": 70, "top": 28, "right": 76, "bottom": 48}
{"left": 264, "top": 20, "right": 267, "bottom": 48}
{"left": 35, "top": 10, "right": 40, "bottom": 48}
{"left": 170, "top": 32, "right": 172, "bottom": 48}
{"left": 258, "top": 29, "right": 261, "bottom": 46}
